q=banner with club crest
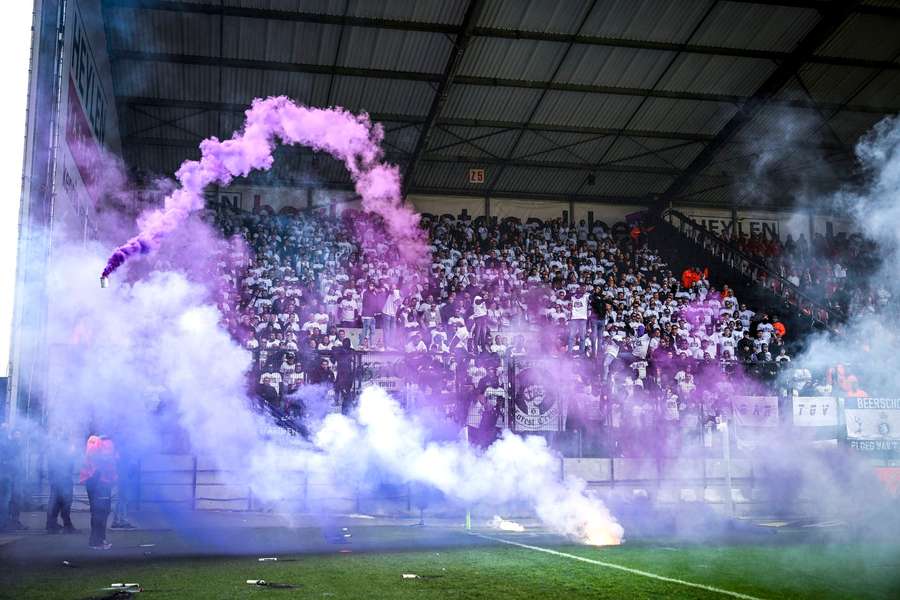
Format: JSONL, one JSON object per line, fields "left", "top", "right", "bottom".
{"left": 845, "top": 398, "right": 900, "bottom": 452}
{"left": 510, "top": 360, "right": 566, "bottom": 432}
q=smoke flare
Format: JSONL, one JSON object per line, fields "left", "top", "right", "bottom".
{"left": 101, "top": 97, "right": 426, "bottom": 279}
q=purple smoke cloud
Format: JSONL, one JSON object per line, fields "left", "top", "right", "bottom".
{"left": 102, "top": 97, "right": 426, "bottom": 279}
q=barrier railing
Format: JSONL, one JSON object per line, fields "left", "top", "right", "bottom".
{"left": 658, "top": 209, "right": 842, "bottom": 327}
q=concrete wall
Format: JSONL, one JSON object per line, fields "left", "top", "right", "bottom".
{"left": 111, "top": 454, "right": 766, "bottom": 513}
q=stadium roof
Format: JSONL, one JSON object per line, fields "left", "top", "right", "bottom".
{"left": 103, "top": 0, "right": 900, "bottom": 208}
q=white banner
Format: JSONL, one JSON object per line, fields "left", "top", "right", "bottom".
{"left": 792, "top": 397, "right": 839, "bottom": 427}
{"left": 845, "top": 398, "right": 900, "bottom": 441}
{"left": 732, "top": 396, "right": 779, "bottom": 427}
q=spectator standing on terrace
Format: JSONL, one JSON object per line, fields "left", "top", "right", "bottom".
{"left": 80, "top": 435, "right": 117, "bottom": 550}
{"left": 0, "top": 424, "right": 13, "bottom": 532}
{"left": 360, "top": 281, "right": 382, "bottom": 346}
{"left": 470, "top": 295, "right": 489, "bottom": 352}
{"left": 382, "top": 287, "right": 401, "bottom": 350}
{"left": 338, "top": 290, "right": 358, "bottom": 328}
{"left": 333, "top": 338, "right": 356, "bottom": 414}
{"left": 45, "top": 433, "right": 77, "bottom": 534}
{"left": 568, "top": 286, "right": 590, "bottom": 353}
{"left": 4, "top": 428, "right": 26, "bottom": 531}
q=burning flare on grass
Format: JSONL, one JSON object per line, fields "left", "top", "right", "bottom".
{"left": 491, "top": 516, "right": 526, "bottom": 532}
{"left": 304, "top": 387, "right": 624, "bottom": 546}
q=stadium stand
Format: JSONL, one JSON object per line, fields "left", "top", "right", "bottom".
{"left": 205, "top": 202, "right": 810, "bottom": 455}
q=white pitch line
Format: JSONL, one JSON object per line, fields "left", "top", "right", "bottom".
{"left": 473, "top": 533, "right": 764, "bottom": 600}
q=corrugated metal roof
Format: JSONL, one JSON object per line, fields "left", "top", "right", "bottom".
{"left": 531, "top": 91, "right": 644, "bottom": 128}
{"left": 335, "top": 27, "right": 452, "bottom": 73}
{"left": 346, "top": 0, "right": 467, "bottom": 25}
{"left": 629, "top": 98, "right": 738, "bottom": 135}
{"left": 427, "top": 126, "right": 520, "bottom": 159}
{"left": 477, "top": 0, "right": 594, "bottom": 34}
{"left": 122, "top": 108, "right": 222, "bottom": 141}
{"left": 656, "top": 54, "right": 776, "bottom": 96}
{"left": 226, "top": 17, "right": 338, "bottom": 64}
{"left": 493, "top": 166, "right": 587, "bottom": 195}
{"left": 588, "top": 171, "right": 673, "bottom": 196}
{"left": 106, "top": 7, "right": 221, "bottom": 56}
{"left": 850, "top": 69, "right": 900, "bottom": 110}
{"left": 580, "top": 0, "right": 714, "bottom": 43}
{"left": 113, "top": 61, "right": 221, "bottom": 101}
{"left": 443, "top": 84, "right": 543, "bottom": 122}
{"left": 413, "top": 161, "right": 492, "bottom": 191}
{"left": 458, "top": 38, "right": 569, "bottom": 81}
{"left": 816, "top": 13, "right": 900, "bottom": 61}
{"left": 215, "top": 0, "right": 466, "bottom": 24}
{"left": 218, "top": 1, "right": 343, "bottom": 14}
{"left": 827, "top": 110, "right": 889, "bottom": 146}
{"left": 108, "top": 0, "right": 900, "bottom": 203}
{"left": 791, "top": 65, "right": 880, "bottom": 104}
{"left": 221, "top": 69, "right": 331, "bottom": 105}
{"left": 602, "top": 137, "right": 705, "bottom": 170}
{"left": 512, "top": 130, "right": 614, "bottom": 164}
{"left": 555, "top": 45, "right": 676, "bottom": 89}
{"left": 691, "top": 2, "right": 820, "bottom": 52}
{"left": 381, "top": 122, "right": 421, "bottom": 155}
{"left": 329, "top": 76, "right": 435, "bottom": 115}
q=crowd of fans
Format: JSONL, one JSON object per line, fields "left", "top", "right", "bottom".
{"left": 200, "top": 204, "right": 800, "bottom": 448}
{"left": 723, "top": 230, "right": 887, "bottom": 318}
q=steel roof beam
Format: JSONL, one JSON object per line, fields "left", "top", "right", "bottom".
{"left": 408, "top": 187, "right": 655, "bottom": 205}
{"left": 403, "top": 0, "right": 484, "bottom": 195}
{"left": 118, "top": 96, "right": 718, "bottom": 141}
{"left": 110, "top": 50, "right": 443, "bottom": 82}
{"left": 119, "top": 96, "right": 864, "bottom": 152}
{"left": 110, "top": 52, "right": 898, "bottom": 113}
{"left": 102, "top": 0, "right": 460, "bottom": 33}
{"left": 125, "top": 134, "right": 680, "bottom": 174}
{"left": 422, "top": 154, "right": 680, "bottom": 175}
{"left": 103, "top": 0, "right": 900, "bottom": 70}
{"left": 471, "top": 29, "right": 900, "bottom": 71}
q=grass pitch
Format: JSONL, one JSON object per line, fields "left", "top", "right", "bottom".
{"left": 1, "top": 525, "right": 898, "bottom": 600}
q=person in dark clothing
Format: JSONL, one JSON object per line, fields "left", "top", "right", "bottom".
{"left": 46, "top": 435, "right": 77, "bottom": 533}
{"left": 737, "top": 331, "right": 755, "bottom": 362}
{"left": 5, "top": 428, "right": 26, "bottom": 530}
{"left": 80, "top": 435, "right": 117, "bottom": 549}
{"left": 112, "top": 439, "right": 138, "bottom": 530}
{"left": 360, "top": 282, "right": 383, "bottom": 346}
{"left": 0, "top": 424, "right": 12, "bottom": 532}
{"left": 308, "top": 357, "right": 336, "bottom": 386}
{"left": 333, "top": 338, "right": 356, "bottom": 414}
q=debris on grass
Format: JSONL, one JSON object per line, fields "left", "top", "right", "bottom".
{"left": 245, "top": 580, "right": 298, "bottom": 589}
{"left": 109, "top": 583, "right": 141, "bottom": 591}
{"left": 99, "top": 583, "right": 142, "bottom": 596}
{"left": 402, "top": 573, "right": 444, "bottom": 580}
{"left": 258, "top": 557, "right": 278, "bottom": 562}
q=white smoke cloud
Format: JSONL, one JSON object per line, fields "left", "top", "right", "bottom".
{"left": 43, "top": 235, "right": 622, "bottom": 545}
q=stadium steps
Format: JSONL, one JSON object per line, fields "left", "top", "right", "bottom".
{"left": 645, "top": 211, "right": 822, "bottom": 345}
